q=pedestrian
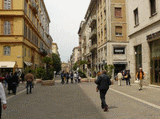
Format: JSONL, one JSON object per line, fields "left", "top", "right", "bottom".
{"left": 125, "top": 71, "right": 131, "bottom": 86}
{"left": 12, "top": 72, "right": 19, "bottom": 95}
{"left": 77, "top": 73, "right": 80, "bottom": 83}
{"left": 25, "top": 70, "right": 34, "bottom": 94}
{"left": 117, "top": 71, "right": 123, "bottom": 86}
{"left": 20, "top": 72, "right": 25, "bottom": 83}
{"left": 66, "top": 72, "right": 70, "bottom": 84}
{"left": 136, "top": 67, "right": 145, "bottom": 91}
{"left": 4, "top": 72, "right": 9, "bottom": 88}
{"left": 0, "top": 78, "right": 7, "bottom": 118}
{"left": 70, "top": 72, "right": 74, "bottom": 84}
{"left": 61, "top": 71, "right": 65, "bottom": 84}
{"left": 74, "top": 72, "right": 78, "bottom": 83}
{"left": 7, "top": 73, "right": 13, "bottom": 94}
{"left": 96, "top": 71, "right": 101, "bottom": 92}
{"left": 95, "top": 70, "right": 111, "bottom": 112}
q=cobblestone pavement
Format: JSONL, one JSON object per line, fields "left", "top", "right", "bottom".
{"left": 2, "top": 79, "right": 160, "bottom": 119}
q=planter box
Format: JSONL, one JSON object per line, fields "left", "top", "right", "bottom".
{"left": 36, "top": 79, "right": 42, "bottom": 83}
{"left": 41, "top": 80, "right": 55, "bottom": 86}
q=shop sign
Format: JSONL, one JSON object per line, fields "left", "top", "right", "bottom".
{"left": 147, "top": 31, "right": 160, "bottom": 41}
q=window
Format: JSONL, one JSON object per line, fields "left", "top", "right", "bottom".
{"left": 115, "top": 8, "right": 122, "bottom": 17}
{"left": 4, "top": 0, "right": 11, "bottom": 9}
{"left": 28, "top": 49, "right": 30, "bottom": 57}
{"left": 115, "top": 26, "right": 122, "bottom": 36}
{"left": 4, "top": 46, "right": 11, "bottom": 56}
{"left": 4, "top": 21, "right": 11, "bottom": 35}
{"left": 150, "top": 0, "right": 156, "bottom": 16}
{"left": 114, "top": 47, "right": 125, "bottom": 54}
{"left": 24, "top": 0, "right": 27, "bottom": 14}
{"left": 24, "top": 22, "right": 27, "bottom": 38}
{"left": 134, "top": 8, "right": 139, "bottom": 26}
{"left": 24, "top": 48, "right": 26, "bottom": 57}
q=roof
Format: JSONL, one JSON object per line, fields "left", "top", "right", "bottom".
{"left": 0, "top": 61, "right": 16, "bottom": 68}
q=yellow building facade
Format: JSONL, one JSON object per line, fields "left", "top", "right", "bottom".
{"left": 0, "top": 0, "right": 52, "bottom": 74}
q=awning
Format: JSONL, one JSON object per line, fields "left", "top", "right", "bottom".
{"left": 113, "top": 61, "right": 128, "bottom": 64}
{"left": 0, "top": 61, "right": 16, "bottom": 68}
{"left": 24, "top": 61, "right": 33, "bottom": 66}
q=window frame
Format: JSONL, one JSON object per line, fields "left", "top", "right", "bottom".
{"left": 115, "top": 7, "right": 122, "bottom": 18}
{"left": 4, "top": 0, "right": 12, "bottom": 10}
{"left": 115, "top": 26, "right": 123, "bottom": 37}
{"left": 149, "top": 0, "right": 157, "bottom": 17}
{"left": 3, "top": 46, "right": 11, "bottom": 56}
{"left": 4, "top": 21, "right": 11, "bottom": 35}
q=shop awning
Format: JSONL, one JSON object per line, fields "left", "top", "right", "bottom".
{"left": 0, "top": 61, "right": 16, "bottom": 68}
{"left": 113, "top": 61, "right": 128, "bottom": 64}
{"left": 24, "top": 61, "right": 33, "bottom": 66}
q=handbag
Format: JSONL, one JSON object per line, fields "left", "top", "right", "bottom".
{"left": 124, "top": 75, "right": 128, "bottom": 78}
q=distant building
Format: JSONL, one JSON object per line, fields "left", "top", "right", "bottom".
{"left": 61, "top": 62, "right": 70, "bottom": 73}
{"left": 52, "top": 43, "right": 59, "bottom": 56}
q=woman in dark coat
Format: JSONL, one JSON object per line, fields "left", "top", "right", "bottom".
{"left": 7, "top": 73, "right": 13, "bottom": 94}
{"left": 66, "top": 72, "right": 70, "bottom": 84}
{"left": 125, "top": 71, "right": 131, "bottom": 86}
{"left": 70, "top": 72, "right": 73, "bottom": 84}
{"left": 12, "top": 72, "right": 19, "bottom": 95}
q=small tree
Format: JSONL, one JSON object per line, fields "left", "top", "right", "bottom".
{"left": 52, "top": 53, "right": 61, "bottom": 73}
{"left": 73, "top": 62, "right": 79, "bottom": 71}
{"left": 104, "top": 64, "right": 115, "bottom": 78}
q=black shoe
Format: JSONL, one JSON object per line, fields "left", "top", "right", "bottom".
{"left": 27, "top": 92, "right": 28, "bottom": 94}
{"left": 104, "top": 106, "right": 108, "bottom": 112}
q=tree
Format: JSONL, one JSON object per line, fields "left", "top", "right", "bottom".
{"left": 73, "top": 62, "right": 79, "bottom": 71}
{"left": 52, "top": 53, "right": 61, "bottom": 73}
{"left": 104, "top": 64, "right": 115, "bottom": 78}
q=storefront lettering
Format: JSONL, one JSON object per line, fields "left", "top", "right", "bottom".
{"left": 147, "top": 31, "right": 160, "bottom": 41}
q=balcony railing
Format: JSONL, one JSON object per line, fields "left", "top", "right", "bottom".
{"left": 89, "top": 29, "right": 97, "bottom": 39}
{"left": 90, "top": 44, "right": 97, "bottom": 52}
{"left": 31, "top": 1, "right": 38, "bottom": 15}
{"left": 89, "top": 15, "right": 97, "bottom": 27}
{"left": 39, "top": 48, "right": 47, "bottom": 56}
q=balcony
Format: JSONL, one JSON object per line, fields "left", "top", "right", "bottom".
{"left": 89, "top": 29, "right": 97, "bottom": 39}
{"left": 90, "top": 44, "right": 97, "bottom": 52}
{"left": 39, "top": 48, "right": 47, "bottom": 56}
{"left": 31, "top": 1, "right": 38, "bottom": 15}
{"left": 89, "top": 15, "right": 97, "bottom": 27}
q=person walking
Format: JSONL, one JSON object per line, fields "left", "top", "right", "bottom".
{"left": 70, "top": 72, "right": 74, "bottom": 84}
{"left": 25, "top": 70, "right": 34, "bottom": 94}
{"left": 0, "top": 78, "right": 7, "bottom": 119}
{"left": 136, "top": 67, "right": 145, "bottom": 91}
{"left": 117, "top": 71, "right": 123, "bottom": 86}
{"left": 74, "top": 72, "right": 78, "bottom": 83}
{"left": 12, "top": 72, "right": 19, "bottom": 95}
{"left": 61, "top": 71, "right": 65, "bottom": 84}
{"left": 95, "top": 70, "right": 111, "bottom": 112}
{"left": 4, "top": 73, "right": 9, "bottom": 88}
{"left": 125, "top": 71, "right": 131, "bottom": 86}
{"left": 66, "top": 72, "right": 70, "bottom": 84}
{"left": 20, "top": 72, "right": 25, "bottom": 84}
{"left": 7, "top": 73, "right": 13, "bottom": 94}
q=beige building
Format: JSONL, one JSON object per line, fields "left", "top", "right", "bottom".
{"left": 126, "top": 0, "right": 160, "bottom": 85}
{"left": 61, "top": 62, "right": 69, "bottom": 73}
{"left": 97, "top": 0, "right": 128, "bottom": 75}
{"left": 72, "top": 47, "right": 79, "bottom": 64}
{"left": 52, "top": 42, "right": 59, "bottom": 56}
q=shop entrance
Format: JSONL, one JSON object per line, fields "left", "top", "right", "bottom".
{"left": 114, "top": 64, "right": 126, "bottom": 76}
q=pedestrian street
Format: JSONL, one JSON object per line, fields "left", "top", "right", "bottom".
{"left": 2, "top": 79, "right": 160, "bottom": 119}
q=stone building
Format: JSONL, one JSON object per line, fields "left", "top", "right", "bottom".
{"left": 0, "top": 0, "right": 52, "bottom": 74}
{"left": 126, "top": 0, "right": 160, "bottom": 85}
{"left": 52, "top": 42, "right": 59, "bottom": 56}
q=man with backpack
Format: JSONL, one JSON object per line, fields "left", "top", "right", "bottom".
{"left": 136, "top": 67, "right": 145, "bottom": 91}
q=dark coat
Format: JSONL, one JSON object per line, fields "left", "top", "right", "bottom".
{"left": 12, "top": 75, "right": 19, "bottom": 84}
{"left": 95, "top": 74, "right": 111, "bottom": 90}
{"left": 7, "top": 75, "right": 13, "bottom": 90}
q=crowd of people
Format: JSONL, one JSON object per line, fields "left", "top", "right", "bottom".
{"left": 61, "top": 71, "right": 81, "bottom": 84}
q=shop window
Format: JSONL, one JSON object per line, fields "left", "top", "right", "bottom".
{"left": 150, "top": 0, "right": 156, "bottom": 16}
{"left": 115, "top": 26, "right": 122, "bottom": 36}
{"left": 4, "top": 0, "right": 11, "bottom": 9}
{"left": 4, "top": 46, "right": 11, "bottom": 56}
{"left": 115, "top": 8, "right": 122, "bottom": 17}
{"left": 134, "top": 8, "right": 139, "bottom": 26}
{"left": 114, "top": 47, "right": 125, "bottom": 54}
{"left": 4, "top": 21, "right": 11, "bottom": 35}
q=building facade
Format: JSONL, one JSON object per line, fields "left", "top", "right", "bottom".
{"left": 0, "top": 0, "right": 52, "bottom": 74}
{"left": 52, "top": 42, "right": 59, "bottom": 56}
{"left": 126, "top": 0, "right": 160, "bottom": 85}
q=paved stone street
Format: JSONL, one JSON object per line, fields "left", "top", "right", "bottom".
{"left": 2, "top": 79, "right": 160, "bottom": 119}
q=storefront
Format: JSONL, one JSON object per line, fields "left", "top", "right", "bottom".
{"left": 0, "top": 61, "right": 17, "bottom": 76}
{"left": 147, "top": 31, "right": 160, "bottom": 85}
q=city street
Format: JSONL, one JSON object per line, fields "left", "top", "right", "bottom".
{"left": 2, "top": 78, "right": 160, "bottom": 119}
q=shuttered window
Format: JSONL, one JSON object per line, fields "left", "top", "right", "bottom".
{"left": 134, "top": 8, "right": 139, "bottom": 25}
{"left": 4, "top": 46, "right": 11, "bottom": 56}
{"left": 4, "top": 21, "right": 11, "bottom": 35}
{"left": 4, "top": 0, "right": 11, "bottom": 9}
{"left": 115, "top": 8, "right": 122, "bottom": 17}
{"left": 115, "top": 26, "right": 122, "bottom": 36}
{"left": 150, "top": 0, "right": 156, "bottom": 16}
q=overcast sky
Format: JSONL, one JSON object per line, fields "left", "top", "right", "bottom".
{"left": 44, "top": 0, "right": 90, "bottom": 63}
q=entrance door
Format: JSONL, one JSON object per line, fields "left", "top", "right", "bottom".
{"left": 151, "top": 59, "right": 160, "bottom": 84}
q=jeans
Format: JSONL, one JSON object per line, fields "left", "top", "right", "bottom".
{"left": 71, "top": 78, "right": 73, "bottom": 83}
{"left": 139, "top": 80, "right": 143, "bottom": 89}
{"left": 61, "top": 78, "right": 64, "bottom": 84}
{"left": 126, "top": 79, "right": 130, "bottom": 85}
{"left": 100, "top": 89, "right": 108, "bottom": 109}
{"left": 12, "top": 83, "right": 17, "bottom": 95}
{"left": 27, "top": 81, "right": 32, "bottom": 93}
